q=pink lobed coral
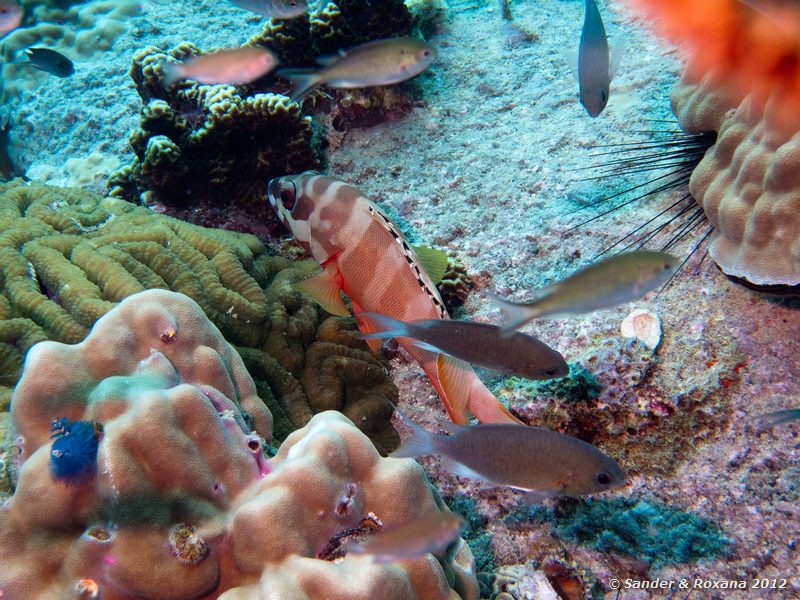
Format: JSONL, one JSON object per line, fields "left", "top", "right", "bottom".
{"left": 0, "top": 289, "right": 477, "bottom": 599}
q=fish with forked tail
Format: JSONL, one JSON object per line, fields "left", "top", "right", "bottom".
{"left": 267, "top": 172, "right": 521, "bottom": 425}
{"left": 278, "top": 37, "right": 437, "bottom": 101}
{"left": 492, "top": 250, "right": 679, "bottom": 331}
{"left": 17, "top": 47, "right": 75, "bottom": 78}
{"left": 391, "top": 408, "right": 626, "bottom": 503}
{"left": 162, "top": 47, "right": 278, "bottom": 86}
{"left": 344, "top": 513, "right": 465, "bottom": 562}
{"left": 356, "top": 312, "right": 568, "bottom": 380}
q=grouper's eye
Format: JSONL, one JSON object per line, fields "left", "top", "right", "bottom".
{"left": 280, "top": 183, "right": 296, "bottom": 211}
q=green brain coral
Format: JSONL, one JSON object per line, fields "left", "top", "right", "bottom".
{"left": 0, "top": 179, "right": 398, "bottom": 452}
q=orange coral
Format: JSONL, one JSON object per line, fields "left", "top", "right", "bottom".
{"left": 627, "top": 0, "right": 800, "bottom": 132}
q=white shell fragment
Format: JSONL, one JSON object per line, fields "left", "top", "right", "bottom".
{"left": 620, "top": 309, "right": 662, "bottom": 350}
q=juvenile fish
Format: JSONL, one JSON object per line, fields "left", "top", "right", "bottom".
{"left": 356, "top": 312, "right": 568, "bottom": 380}
{"left": 162, "top": 47, "right": 278, "bottom": 86}
{"left": 19, "top": 48, "right": 75, "bottom": 78}
{"left": 392, "top": 410, "right": 626, "bottom": 502}
{"left": 228, "top": 0, "right": 307, "bottom": 19}
{"left": 755, "top": 408, "right": 800, "bottom": 432}
{"left": 278, "top": 37, "right": 437, "bottom": 100}
{"left": 0, "top": 0, "right": 21, "bottom": 37}
{"left": 579, "top": 0, "right": 610, "bottom": 117}
{"left": 493, "top": 250, "right": 679, "bottom": 331}
{"left": 345, "top": 513, "right": 464, "bottom": 562}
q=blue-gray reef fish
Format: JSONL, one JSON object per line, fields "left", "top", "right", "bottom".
{"left": 0, "top": 0, "right": 21, "bottom": 37}
{"left": 391, "top": 409, "right": 626, "bottom": 503}
{"left": 345, "top": 513, "right": 465, "bottom": 562}
{"left": 278, "top": 37, "right": 437, "bottom": 100}
{"left": 493, "top": 250, "right": 679, "bottom": 331}
{"left": 755, "top": 408, "right": 800, "bottom": 432}
{"left": 579, "top": 0, "right": 610, "bottom": 116}
{"left": 356, "top": 312, "right": 569, "bottom": 380}
{"left": 163, "top": 47, "right": 278, "bottom": 86}
{"left": 18, "top": 48, "right": 75, "bottom": 78}
{"left": 228, "top": 0, "right": 307, "bottom": 19}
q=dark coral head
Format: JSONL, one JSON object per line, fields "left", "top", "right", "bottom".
{"left": 49, "top": 418, "right": 100, "bottom": 486}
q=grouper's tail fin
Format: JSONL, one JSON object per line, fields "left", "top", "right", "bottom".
{"left": 436, "top": 355, "right": 523, "bottom": 425}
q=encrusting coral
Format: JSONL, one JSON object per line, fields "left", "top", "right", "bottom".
{"left": 671, "top": 73, "right": 800, "bottom": 288}
{"left": 107, "top": 43, "right": 319, "bottom": 230}
{"left": 0, "top": 179, "right": 399, "bottom": 452}
{"left": 0, "top": 289, "right": 479, "bottom": 598}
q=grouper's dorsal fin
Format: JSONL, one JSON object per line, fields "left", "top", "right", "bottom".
{"left": 364, "top": 203, "right": 448, "bottom": 319}
{"left": 410, "top": 244, "right": 449, "bottom": 284}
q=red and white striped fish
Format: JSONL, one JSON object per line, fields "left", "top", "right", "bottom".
{"left": 267, "top": 172, "right": 523, "bottom": 425}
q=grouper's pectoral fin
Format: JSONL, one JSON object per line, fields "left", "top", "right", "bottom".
{"left": 436, "top": 354, "right": 474, "bottom": 425}
{"left": 295, "top": 261, "right": 350, "bottom": 317}
{"left": 352, "top": 302, "right": 385, "bottom": 352}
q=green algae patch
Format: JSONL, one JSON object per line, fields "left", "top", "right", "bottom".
{"left": 550, "top": 498, "right": 729, "bottom": 566}
{"left": 500, "top": 362, "right": 602, "bottom": 402}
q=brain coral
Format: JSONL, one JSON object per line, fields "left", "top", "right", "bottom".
{"left": 107, "top": 43, "right": 319, "bottom": 230}
{"left": 0, "top": 290, "right": 478, "bottom": 598}
{"left": 0, "top": 179, "right": 399, "bottom": 451}
{"left": 671, "top": 73, "right": 800, "bottom": 287}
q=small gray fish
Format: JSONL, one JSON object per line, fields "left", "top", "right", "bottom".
{"left": 391, "top": 410, "right": 626, "bottom": 503}
{"left": 345, "top": 513, "right": 465, "bottom": 562}
{"left": 754, "top": 408, "right": 800, "bottom": 432}
{"left": 20, "top": 48, "right": 75, "bottom": 78}
{"left": 356, "top": 312, "right": 568, "bottom": 380}
{"left": 278, "top": 36, "right": 437, "bottom": 100}
{"left": 228, "top": 0, "right": 307, "bottom": 19}
{"left": 578, "top": 0, "right": 610, "bottom": 117}
{"left": 493, "top": 250, "right": 679, "bottom": 331}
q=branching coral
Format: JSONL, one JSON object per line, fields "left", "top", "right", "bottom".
{"left": 0, "top": 179, "right": 399, "bottom": 452}
{"left": 672, "top": 74, "right": 800, "bottom": 287}
{"left": 107, "top": 43, "right": 319, "bottom": 229}
{"left": 1, "top": 295, "right": 478, "bottom": 597}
